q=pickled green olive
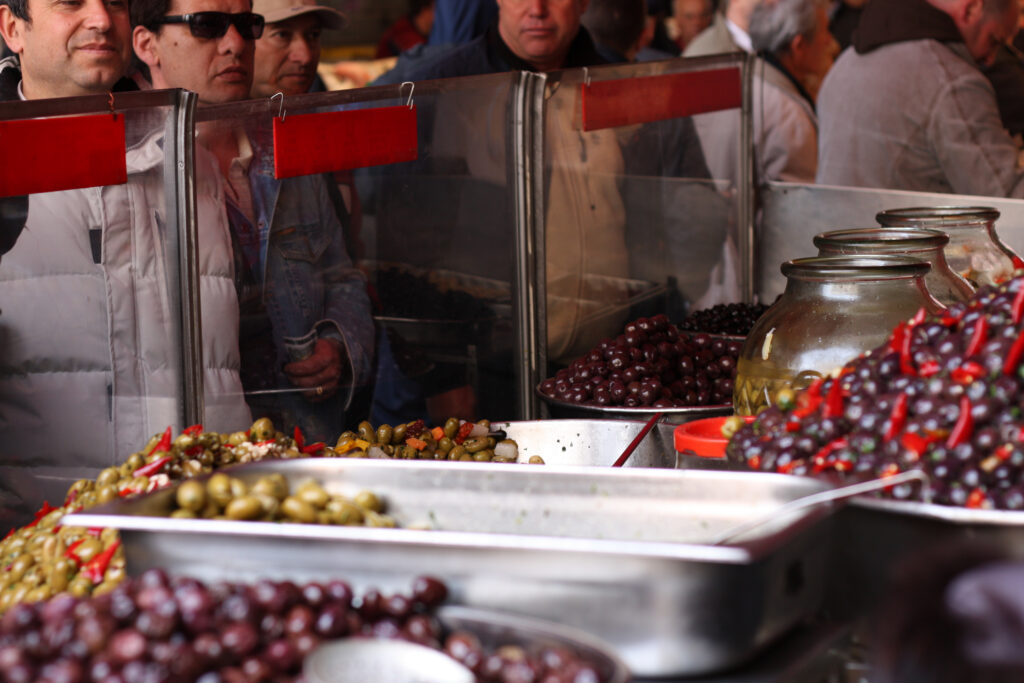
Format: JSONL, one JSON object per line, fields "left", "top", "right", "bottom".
{"left": 437, "top": 437, "right": 453, "bottom": 454}
{"left": 528, "top": 455, "right": 546, "bottom": 465}
{"left": 443, "top": 417, "right": 459, "bottom": 439}
{"left": 225, "top": 495, "right": 263, "bottom": 521}
{"left": 448, "top": 445, "right": 468, "bottom": 461}
{"left": 252, "top": 474, "right": 288, "bottom": 501}
{"left": 463, "top": 438, "right": 489, "bottom": 454}
{"left": 392, "top": 423, "right": 408, "bottom": 443}
{"left": 229, "top": 478, "right": 248, "bottom": 499}
{"left": 227, "top": 431, "right": 248, "bottom": 446}
{"left": 326, "top": 499, "right": 364, "bottom": 525}
{"left": 492, "top": 455, "right": 516, "bottom": 464}
{"left": 96, "top": 467, "right": 120, "bottom": 487}
{"left": 357, "top": 421, "right": 375, "bottom": 442}
{"left": 281, "top": 496, "right": 317, "bottom": 523}
{"left": 363, "top": 511, "right": 396, "bottom": 528}
{"left": 207, "top": 473, "right": 233, "bottom": 507}
{"left": 353, "top": 490, "right": 382, "bottom": 513}
{"left": 472, "top": 449, "right": 493, "bottom": 462}
{"left": 376, "top": 424, "right": 394, "bottom": 445}
{"left": 176, "top": 480, "right": 206, "bottom": 512}
{"left": 296, "top": 480, "right": 330, "bottom": 509}
{"left": 96, "top": 485, "right": 118, "bottom": 505}
{"left": 476, "top": 419, "right": 491, "bottom": 430}
{"left": 250, "top": 417, "right": 275, "bottom": 442}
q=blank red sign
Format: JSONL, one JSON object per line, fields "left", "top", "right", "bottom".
{"left": 273, "top": 105, "right": 419, "bottom": 179}
{"left": 0, "top": 114, "right": 127, "bottom": 197}
{"left": 581, "top": 67, "right": 742, "bottom": 131}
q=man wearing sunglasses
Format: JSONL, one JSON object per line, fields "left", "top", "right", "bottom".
{"left": 132, "top": 0, "right": 375, "bottom": 442}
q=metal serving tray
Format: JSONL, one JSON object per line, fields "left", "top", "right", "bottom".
{"left": 493, "top": 419, "right": 677, "bottom": 468}
{"left": 538, "top": 390, "right": 733, "bottom": 424}
{"left": 64, "top": 461, "right": 834, "bottom": 677}
{"left": 827, "top": 497, "right": 1024, "bottom": 618}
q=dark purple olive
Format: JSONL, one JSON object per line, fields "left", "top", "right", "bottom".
{"left": 220, "top": 622, "right": 259, "bottom": 658}
{"left": 324, "top": 580, "right": 354, "bottom": 606}
{"left": 283, "top": 605, "right": 315, "bottom": 637}
{"left": 401, "top": 614, "right": 439, "bottom": 646}
{"left": 313, "top": 602, "right": 349, "bottom": 639}
{"left": 289, "top": 632, "right": 321, "bottom": 657}
{"left": 263, "top": 638, "right": 299, "bottom": 674}
{"left": 106, "top": 629, "right": 146, "bottom": 665}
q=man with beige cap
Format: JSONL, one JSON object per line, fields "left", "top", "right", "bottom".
{"left": 250, "top": 0, "right": 344, "bottom": 97}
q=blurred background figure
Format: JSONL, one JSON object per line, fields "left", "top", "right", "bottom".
{"left": 828, "top": 0, "right": 868, "bottom": 51}
{"left": 428, "top": 0, "right": 496, "bottom": 46}
{"left": 684, "top": 0, "right": 760, "bottom": 55}
{"left": 376, "top": 0, "right": 435, "bottom": 57}
{"left": 671, "top": 0, "right": 714, "bottom": 52}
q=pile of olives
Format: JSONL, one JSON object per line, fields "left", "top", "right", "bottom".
{"left": 678, "top": 302, "right": 770, "bottom": 336}
{"left": 0, "top": 571, "right": 608, "bottom": 682}
{"left": 169, "top": 474, "right": 396, "bottom": 528}
{"left": 335, "top": 418, "right": 540, "bottom": 464}
{"left": 539, "top": 314, "right": 741, "bottom": 408}
{"left": 727, "top": 274, "right": 1024, "bottom": 510}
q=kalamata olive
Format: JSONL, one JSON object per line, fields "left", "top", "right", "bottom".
{"left": 263, "top": 638, "right": 299, "bottom": 674}
{"left": 106, "top": 628, "right": 146, "bottom": 664}
{"left": 411, "top": 576, "right": 448, "bottom": 608}
{"left": 313, "top": 602, "right": 349, "bottom": 638}
{"left": 220, "top": 621, "right": 259, "bottom": 657}
{"left": 324, "top": 580, "right": 353, "bottom": 605}
{"left": 284, "top": 604, "right": 315, "bottom": 637}
{"left": 382, "top": 594, "right": 412, "bottom": 620}
{"left": 357, "top": 589, "right": 383, "bottom": 621}
{"left": 192, "top": 632, "right": 225, "bottom": 667}
{"left": 289, "top": 631, "right": 321, "bottom": 657}
{"left": 371, "top": 618, "right": 402, "bottom": 639}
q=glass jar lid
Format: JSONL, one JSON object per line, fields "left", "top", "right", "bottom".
{"left": 875, "top": 206, "right": 999, "bottom": 227}
{"left": 813, "top": 227, "right": 949, "bottom": 254}
{"left": 781, "top": 255, "right": 931, "bottom": 281}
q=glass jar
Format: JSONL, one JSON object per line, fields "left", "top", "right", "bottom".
{"left": 733, "top": 256, "right": 945, "bottom": 416}
{"left": 876, "top": 206, "right": 1022, "bottom": 288}
{"left": 813, "top": 227, "right": 974, "bottom": 305}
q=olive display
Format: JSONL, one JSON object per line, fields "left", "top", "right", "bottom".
{"left": 334, "top": 418, "right": 538, "bottom": 464}
{"left": 0, "top": 571, "right": 608, "bottom": 682}
{"left": 539, "top": 314, "right": 741, "bottom": 408}
{"left": 727, "top": 274, "right": 1024, "bottom": 510}
{"left": 678, "top": 302, "right": 770, "bottom": 336}
{"left": 168, "top": 474, "right": 397, "bottom": 528}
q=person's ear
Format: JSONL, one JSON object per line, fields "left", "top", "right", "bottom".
{"left": 0, "top": 5, "right": 26, "bottom": 55}
{"left": 133, "top": 25, "right": 160, "bottom": 70}
{"left": 962, "top": 0, "right": 984, "bottom": 25}
{"left": 788, "top": 31, "right": 808, "bottom": 62}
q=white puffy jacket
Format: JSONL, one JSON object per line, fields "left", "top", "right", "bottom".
{"left": 0, "top": 122, "right": 250, "bottom": 529}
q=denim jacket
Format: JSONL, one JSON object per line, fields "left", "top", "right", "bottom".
{"left": 245, "top": 130, "right": 374, "bottom": 437}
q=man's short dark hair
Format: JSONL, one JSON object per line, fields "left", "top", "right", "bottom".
{"left": 581, "top": 0, "right": 646, "bottom": 56}
{"left": 130, "top": 0, "right": 172, "bottom": 32}
{"left": 1, "top": 0, "right": 31, "bottom": 22}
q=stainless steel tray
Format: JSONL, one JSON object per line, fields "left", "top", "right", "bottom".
{"left": 64, "top": 461, "right": 833, "bottom": 677}
{"left": 494, "top": 419, "right": 677, "bottom": 468}
{"left": 538, "top": 389, "right": 733, "bottom": 424}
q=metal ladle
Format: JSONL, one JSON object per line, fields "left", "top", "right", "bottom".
{"left": 712, "top": 469, "right": 929, "bottom": 545}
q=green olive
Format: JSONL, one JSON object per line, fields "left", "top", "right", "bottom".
{"left": 528, "top": 455, "right": 546, "bottom": 465}
{"left": 173, "top": 434, "right": 196, "bottom": 450}
{"left": 225, "top": 495, "right": 263, "bottom": 521}
{"left": 199, "top": 432, "right": 222, "bottom": 449}
{"left": 347, "top": 449, "right": 368, "bottom": 458}
{"left": 376, "top": 424, "right": 393, "bottom": 445}
{"left": 124, "top": 452, "right": 146, "bottom": 472}
{"left": 250, "top": 417, "right": 275, "bottom": 442}
{"left": 337, "top": 430, "right": 357, "bottom": 442}
{"left": 392, "top": 423, "right": 408, "bottom": 443}
{"left": 296, "top": 480, "right": 330, "bottom": 509}
{"left": 380, "top": 444, "right": 395, "bottom": 456}
{"left": 170, "top": 509, "right": 197, "bottom": 519}
{"left": 335, "top": 435, "right": 354, "bottom": 450}
{"left": 281, "top": 496, "right": 317, "bottom": 523}
{"left": 473, "top": 449, "right": 493, "bottom": 462}
{"left": 182, "top": 459, "right": 204, "bottom": 477}
{"left": 93, "top": 580, "right": 118, "bottom": 597}
{"left": 363, "top": 511, "right": 396, "bottom": 528}
{"left": 96, "top": 467, "right": 120, "bottom": 487}
{"left": 227, "top": 431, "right": 248, "bottom": 446}
{"left": 198, "top": 450, "right": 215, "bottom": 467}
{"left": 96, "top": 485, "right": 118, "bottom": 505}
{"left": 443, "top": 417, "right": 459, "bottom": 439}
{"left": 492, "top": 455, "right": 516, "bottom": 463}
{"left": 353, "top": 490, "right": 382, "bottom": 513}
{"left": 255, "top": 493, "right": 280, "bottom": 518}
{"left": 207, "top": 473, "right": 233, "bottom": 507}
{"left": 75, "top": 538, "right": 102, "bottom": 564}
{"left": 463, "top": 438, "right": 488, "bottom": 453}
{"left": 49, "top": 559, "right": 72, "bottom": 593}
{"left": 252, "top": 474, "right": 288, "bottom": 501}
{"left": 721, "top": 416, "right": 746, "bottom": 439}
{"left": 357, "top": 421, "right": 375, "bottom": 442}
{"left": 176, "top": 480, "right": 206, "bottom": 512}
{"left": 326, "top": 499, "right": 364, "bottom": 525}
{"left": 6, "top": 555, "right": 33, "bottom": 581}
{"left": 476, "top": 419, "right": 491, "bottom": 430}
{"left": 68, "top": 575, "right": 93, "bottom": 598}
{"left": 448, "top": 445, "right": 467, "bottom": 461}
{"left": 437, "top": 437, "right": 453, "bottom": 454}
{"left": 229, "top": 478, "right": 248, "bottom": 499}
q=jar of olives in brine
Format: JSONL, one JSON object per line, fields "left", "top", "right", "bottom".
{"left": 875, "top": 206, "right": 1022, "bottom": 288}
{"left": 733, "top": 255, "right": 945, "bottom": 416}
{"left": 813, "top": 227, "right": 974, "bottom": 305}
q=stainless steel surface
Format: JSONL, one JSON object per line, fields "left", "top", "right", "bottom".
{"left": 438, "top": 606, "right": 631, "bottom": 683}
{"left": 64, "top": 461, "right": 834, "bottom": 677}
{"left": 758, "top": 182, "right": 1024, "bottom": 301}
{"left": 713, "top": 470, "right": 927, "bottom": 545}
{"left": 537, "top": 389, "right": 732, "bottom": 424}
{"left": 305, "top": 639, "right": 474, "bottom": 683}
{"left": 492, "top": 418, "right": 677, "bottom": 468}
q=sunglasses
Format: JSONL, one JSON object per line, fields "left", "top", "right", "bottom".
{"left": 153, "top": 11, "right": 265, "bottom": 40}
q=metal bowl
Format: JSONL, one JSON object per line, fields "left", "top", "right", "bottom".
{"left": 537, "top": 386, "right": 732, "bottom": 424}
{"left": 438, "top": 606, "right": 631, "bottom": 683}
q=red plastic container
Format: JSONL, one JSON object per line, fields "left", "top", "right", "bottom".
{"left": 673, "top": 416, "right": 755, "bottom": 461}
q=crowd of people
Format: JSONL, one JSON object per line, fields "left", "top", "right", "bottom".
{"left": 1, "top": 0, "right": 1024, "bottom": 520}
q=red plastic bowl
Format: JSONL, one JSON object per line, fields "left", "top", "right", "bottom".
{"left": 673, "top": 416, "right": 755, "bottom": 459}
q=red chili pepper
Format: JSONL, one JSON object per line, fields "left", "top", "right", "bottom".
{"left": 64, "top": 538, "right": 86, "bottom": 560}
{"left": 888, "top": 322, "right": 906, "bottom": 354}
{"left": 185, "top": 445, "right": 203, "bottom": 457}
{"left": 118, "top": 487, "right": 136, "bottom": 498}
{"left": 952, "top": 361, "right": 986, "bottom": 384}
{"left": 900, "top": 325, "right": 916, "bottom": 375}
{"left": 405, "top": 419, "right": 426, "bottom": 438}
{"left": 1013, "top": 255, "right": 1024, "bottom": 271}
{"left": 965, "top": 317, "right": 989, "bottom": 357}
{"left": 879, "top": 463, "right": 901, "bottom": 478}
{"left": 910, "top": 307, "right": 927, "bottom": 327}
{"left": 824, "top": 378, "right": 844, "bottom": 418}
{"left": 918, "top": 360, "right": 941, "bottom": 377}
{"left": 900, "top": 432, "right": 936, "bottom": 457}
{"left": 946, "top": 396, "right": 974, "bottom": 449}
{"left": 132, "top": 455, "right": 173, "bottom": 479}
{"left": 748, "top": 455, "right": 761, "bottom": 470}
{"left": 25, "top": 502, "right": 58, "bottom": 528}
{"left": 64, "top": 489, "right": 78, "bottom": 508}
{"left": 1012, "top": 286, "right": 1024, "bottom": 325}
{"left": 293, "top": 426, "right": 305, "bottom": 450}
{"left": 811, "top": 437, "right": 849, "bottom": 474}
{"left": 87, "top": 527, "right": 103, "bottom": 538}
{"left": 300, "top": 442, "right": 326, "bottom": 455}
{"left": 996, "top": 444, "right": 1014, "bottom": 462}
{"left": 785, "top": 421, "right": 801, "bottom": 432}
{"left": 792, "top": 378, "right": 825, "bottom": 418}
{"left": 1004, "top": 334, "right": 1024, "bottom": 376}
{"left": 81, "top": 539, "right": 121, "bottom": 584}
{"left": 884, "top": 393, "right": 908, "bottom": 442}
{"left": 149, "top": 426, "right": 173, "bottom": 455}
{"left": 454, "top": 422, "right": 474, "bottom": 445}
{"left": 182, "top": 424, "right": 203, "bottom": 437}
{"left": 966, "top": 487, "right": 987, "bottom": 509}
